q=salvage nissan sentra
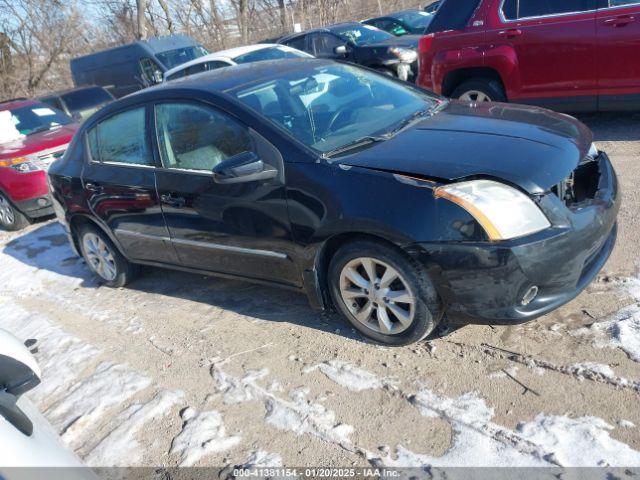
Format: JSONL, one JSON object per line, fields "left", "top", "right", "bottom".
{"left": 48, "top": 58, "right": 620, "bottom": 346}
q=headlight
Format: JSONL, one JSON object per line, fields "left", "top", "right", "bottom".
{"left": 0, "top": 156, "right": 40, "bottom": 172}
{"left": 434, "top": 180, "right": 551, "bottom": 241}
{"left": 389, "top": 47, "right": 417, "bottom": 63}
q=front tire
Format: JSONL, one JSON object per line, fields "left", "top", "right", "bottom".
{"left": 78, "top": 224, "right": 137, "bottom": 287}
{"left": 328, "top": 240, "right": 442, "bottom": 346}
{"left": 0, "top": 193, "right": 29, "bottom": 231}
{"left": 451, "top": 78, "right": 507, "bottom": 103}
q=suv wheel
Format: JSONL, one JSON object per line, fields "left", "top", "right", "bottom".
{"left": 452, "top": 78, "right": 507, "bottom": 103}
{"left": 328, "top": 240, "right": 442, "bottom": 346}
{"left": 0, "top": 193, "right": 29, "bottom": 231}
{"left": 78, "top": 224, "right": 138, "bottom": 287}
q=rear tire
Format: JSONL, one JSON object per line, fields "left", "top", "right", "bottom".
{"left": 0, "top": 193, "right": 29, "bottom": 231}
{"left": 77, "top": 224, "right": 138, "bottom": 287}
{"left": 328, "top": 240, "right": 442, "bottom": 346}
{"left": 451, "top": 78, "right": 507, "bottom": 103}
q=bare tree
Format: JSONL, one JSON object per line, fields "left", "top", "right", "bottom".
{"left": 137, "top": 0, "right": 148, "bottom": 39}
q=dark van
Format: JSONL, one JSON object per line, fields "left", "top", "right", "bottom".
{"left": 70, "top": 35, "right": 208, "bottom": 98}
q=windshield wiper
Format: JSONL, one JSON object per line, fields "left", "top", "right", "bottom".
{"left": 322, "top": 135, "right": 388, "bottom": 159}
{"left": 384, "top": 108, "right": 435, "bottom": 138}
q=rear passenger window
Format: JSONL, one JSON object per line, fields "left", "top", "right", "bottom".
{"left": 87, "top": 107, "right": 152, "bottom": 166}
{"left": 607, "top": 0, "right": 640, "bottom": 5}
{"left": 502, "top": 0, "right": 592, "bottom": 20}
{"left": 283, "top": 35, "right": 308, "bottom": 52}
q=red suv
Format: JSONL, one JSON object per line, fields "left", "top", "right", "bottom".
{"left": 417, "top": 0, "right": 640, "bottom": 112}
{"left": 0, "top": 99, "right": 77, "bottom": 231}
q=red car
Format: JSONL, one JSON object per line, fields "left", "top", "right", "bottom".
{"left": 417, "top": 0, "right": 640, "bottom": 112}
{"left": 0, "top": 99, "right": 77, "bottom": 231}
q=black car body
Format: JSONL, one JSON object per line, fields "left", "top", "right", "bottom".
{"left": 363, "top": 9, "right": 434, "bottom": 36}
{"left": 278, "top": 23, "right": 420, "bottom": 82}
{"left": 48, "top": 59, "right": 619, "bottom": 345}
{"left": 38, "top": 86, "right": 115, "bottom": 123}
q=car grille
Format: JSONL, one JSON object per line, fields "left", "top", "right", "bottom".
{"left": 29, "top": 145, "right": 68, "bottom": 171}
{"left": 551, "top": 153, "right": 601, "bottom": 209}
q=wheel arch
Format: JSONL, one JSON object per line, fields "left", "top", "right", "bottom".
{"left": 442, "top": 67, "right": 507, "bottom": 99}
{"left": 68, "top": 214, "right": 128, "bottom": 260}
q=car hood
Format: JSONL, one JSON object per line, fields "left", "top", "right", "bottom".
{"left": 0, "top": 124, "right": 77, "bottom": 160}
{"left": 338, "top": 101, "right": 593, "bottom": 194}
{"left": 364, "top": 35, "right": 421, "bottom": 49}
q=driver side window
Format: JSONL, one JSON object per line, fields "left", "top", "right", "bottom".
{"left": 155, "top": 103, "right": 253, "bottom": 172}
{"left": 311, "top": 33, "right": 344, "bottom": 57}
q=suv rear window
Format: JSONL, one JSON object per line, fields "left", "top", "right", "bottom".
{"left": 426, "top": 0, "right": 482, "bottom": 33}
{"left": 502, "top": 0, "right": 593, "bottom": 20}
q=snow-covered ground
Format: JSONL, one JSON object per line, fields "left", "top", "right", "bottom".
{"left": 0, "top": 114, "right": 639, "bottom": 468}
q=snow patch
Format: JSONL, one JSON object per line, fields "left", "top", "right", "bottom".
{"left": 170, "top": 407, "right": 241, "bottom": 466}
{"left": 86, "top": 389, "right": 184, "bottom": 466}
{"left": 45, "top": 362, "right": 153, "bottom": 449}
{"left": 619, "top": 420, "right": 635, "bottom": 429}
{"left": 240, "top": 449, "right": 283, "bottom": 468}
{"left": 391, "top": 387, "right": 640, "bottom": 467}
{"left": 303, "top": 360, "right": 392, "bottom": 392}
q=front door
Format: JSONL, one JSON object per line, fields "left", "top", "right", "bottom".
{"left": 596, "top": 0, "right": 640, "bottom": 110}
{"left": 152, "top": 101, "right": 300, "bottom": 287}
{"left": 487, "top": 0, "right": 597, "bottom": 110}
{"left": 82, "top": 105, "right": 177, "bottom": 264}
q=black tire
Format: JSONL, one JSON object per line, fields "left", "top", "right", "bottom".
{"left": 77, "top": 224, "right": 138, "bottom": 287}
{"left": 328, "top": 240, "right": 442, "bottom": 346}
{"left": 0, "top": 192, "right": 29, "bottom": 231}
{"left": 451, "top": 78, "right": 507, "bottom": 103}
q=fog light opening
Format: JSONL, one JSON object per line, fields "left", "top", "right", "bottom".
{"left": 37, "top": 198, "right": 48, "bottom": 207}
{"left": 522, "top": 286, "right": 539, "bottom": 306}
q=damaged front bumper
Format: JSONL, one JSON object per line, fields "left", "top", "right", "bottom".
{"left": 408, "top": 152, "right": 621, "bottom": 325}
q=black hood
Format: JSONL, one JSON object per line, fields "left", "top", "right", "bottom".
{"left": 339, "top": 101, "right": 593, "bottom": 194}
{"left": 365, "top": 34, "right": 421, "bottom": 49}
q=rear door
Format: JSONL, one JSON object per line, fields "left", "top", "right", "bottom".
{"left": 82, "top": 105, "right": 177, "bottom": 264}
{"left": 152, "top": 100, "right": 299, "bottom": 286}
{"left": 486, "top": 0, "right": 597, "bottom": 110}
{"left": 596, "top": 0, "right": 640, "bottom": 110}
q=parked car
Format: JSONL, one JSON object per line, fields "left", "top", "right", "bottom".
{"left": 424, "top": 1, "right": 441, "bottom": 13}
{"left": 70, "top": 35, "right": 208, "bottom": 98}
{"left": 0, "top": 329, "right": 94, "bottom": 475}
{"left": 418, "top": 0, "right": 640, "bottom": 112}
{"left": 38, "top": 86, "right": 115, "bottom": 123}
{"left": 278, "top": 23, "right": 420, "bottom": 81}
{"left": 0, "top": 99, "right": 77, "bottom": 231}
{"left": 363, "top": 9, "right": 434, "bottom": 36}
{"left": 164, "top": 44, "right": 313, "bottom": 82}
{"left": 48, "top": 59, "right": 619, "bottom": 346}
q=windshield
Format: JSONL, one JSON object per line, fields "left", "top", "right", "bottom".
{"left": 332, "top": 24, "right": 394, "bottom": 46}
{"left": 156, "top": 45, "right": 209, "bottom": 69}
{"left": 234, "top": 46, "right": 311, "bottom": 64}
{"left": 5, "top": 104, "right": 72, "bottom": 136}
{"left": 233, "top": 64, "right": 441, "bottom": 155}
{"left": 396, "top": 10, "right": 434, "bottom": 29}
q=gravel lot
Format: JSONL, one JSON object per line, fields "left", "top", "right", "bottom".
{"left": 1, "top": 112, "right": 639, "bottom": 469}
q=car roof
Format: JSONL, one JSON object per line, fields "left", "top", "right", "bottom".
{"left": 144, "top": 58, "right": 334, "bottom": 97}
{"left": 279, "top": 22, "right": 362, "bottom": 41}
{"left": 365, "top": 9, "right": 424, "bottom": 21}
{"left": 163, "top": 43, "right": 293, "bottom": 79}
{"left": 0, "top": 99, "right": 39, "bottom": 112}
{"left": 39, "top": 86, "right": 108, "bottom": 98}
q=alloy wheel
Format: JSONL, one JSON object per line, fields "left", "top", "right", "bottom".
{"left": 459, "top": 90, "right": 492, "bottom": 103}
{"left": 83, "top": 233, "right": 117, "bottom": 281}
{"left": 339, "top": 257, "right": 416, "bottom": 335}
{"left": 0, "top": 196, "right": 15, "bottom": 226}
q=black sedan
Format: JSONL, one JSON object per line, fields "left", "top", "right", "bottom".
{"left": 278, "top": 23, "right": 419, "bottom": 81}
{"left": 48, "top": 59, "right": 620, "bottom": 346}
{"left": 363, "top": 9, "right": 434, "bottom": 36}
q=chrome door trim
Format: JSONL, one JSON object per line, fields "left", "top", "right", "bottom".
{"left": 172, "top": 237, "right": 288, "bottom": 259}
{"left": 114, "top": 229, "right": 171, "bottom": 242}
{"left": 498, "top": 0, "right": 596, "bottom": 23}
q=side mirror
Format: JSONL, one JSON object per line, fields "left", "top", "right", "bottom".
{"left": 334, "top": 45, "right": 348, "bottom": 56}
{"left": 213, "top": 151, "right": 278, "bottom": 184}
{"left": 71, "top": 112, "right": 83, "bottom": 123}
{"left": 0, "top": 329, "right": 42, "bottom": 436}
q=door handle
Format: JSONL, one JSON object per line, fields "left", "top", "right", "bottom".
{"left": 160, "top": 193, "right": 186, "bottom": 208}
{"left": 85, "top": 182, "right": 103, "bottom": 193}
{"left": 498, "top": 28, "right": 523, "bottom": 38}
{"left": 604, "top": 15, "right": 635, "bottom": 27}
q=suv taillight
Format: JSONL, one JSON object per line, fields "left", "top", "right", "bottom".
{"left": 419, "top": 34, "right": 435, "bottom": 54}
